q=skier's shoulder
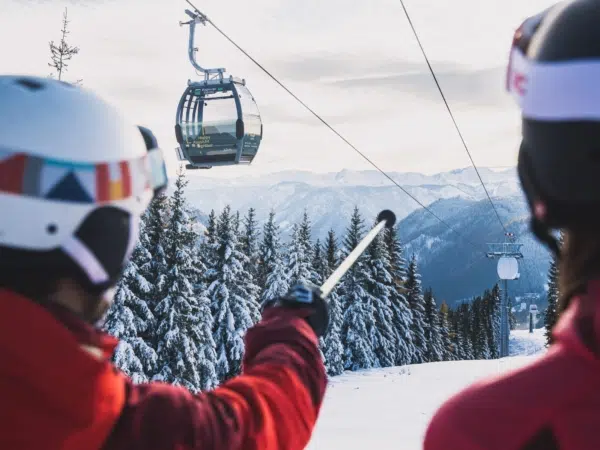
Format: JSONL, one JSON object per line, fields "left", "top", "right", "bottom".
{"left": 424, "top": 348, "right": 571, "bottom": 450}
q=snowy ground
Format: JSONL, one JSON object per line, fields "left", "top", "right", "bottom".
{"left": 306, "top": 329, "right": 546, "bottom": 449}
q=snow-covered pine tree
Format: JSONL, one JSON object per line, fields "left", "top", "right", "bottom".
{"left": 209, "top": 205, "right": 259, "bottom": 380}
{"left": 473, "top": 297, "right": 491, "bottom": 360}
{"left": 240, "top": 207, "right": 260, "bottom": 280}
{"left": 340, "top": 207, "right": 376, "bottom": 371}
{"left": 287, "top": 210, "right": 319, "bottom": 287}
{"left": 365, "top": 223, "right": 397, "bottom": 368}
{"left": 103, "top": 242, "right": 157, "bottom": 383}
{"left": 201, "top": 209, "right": 218, "bottom": 273}
{"left": 453, "top": 303, "right": 466, "bottom": 360}
{"left": 311, "top": 238, "right": 328, "bottom": 360}
{"left": 300, "top": 210, "right": 320, "bottom": 286}
{"left": 486, "top": 285, "right": 501, "bottom": 358}
{"left": 140, "top": 192, "right": 169, "bottom": 316}
{"left": 260, "top": 212, "right": 289, "bottom": 303}
{"left": 439, "top": 301, "right": 454, "bottom": 361}
{"left": 405, "top": 255, "right": 428, "bottom": 364}
{"left": 192, "top": 286, "right": 219, "bottom": 391}
{"left": 104, "top": 212, "right": 157, "bottom": 366}
{"left": 423, "top": 289, "right": 444, "bottom": 362}
{"left": 322, "top": 229, "right": 345, "bottom": 376}
{"left": 545, "top": 233, "right": 562, "bottom": 346}
{"left": 470, "top": 297, "right": 484, "bottom": 359}
{"left": 457, "top": 303, "right": 475, "bottom": 360}
{"left": 257, "top": 210, "right": 276, "bottom": 296}
{"left": 545, "top": 259, "right": 559, "bottom": 346}
{"left": 230, "top": 208, "right": 261, "bottom": 325}
{"left": 233, "top": 210, "right": 241, "bottom": 237}
{"left": 313, "top": 239, "right": 326, "bottom": 284}
{"left": 206, "top": 210, "right": 218, "bottom": 244}
{"left": 153, "top": 168, "right": 218, "bottom": 392}
{"left": 384, "top": 227, "right": 415, "bottom": 366}
{"left": 286, "top": 224, "right": 308, "bottom": 286}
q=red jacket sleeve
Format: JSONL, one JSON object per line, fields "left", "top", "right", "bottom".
{"left": 104, "top": 307, "right": 327, "bottom": 450}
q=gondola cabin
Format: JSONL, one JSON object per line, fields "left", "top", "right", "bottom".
{"left": 175, "top": 77, "right": 262, "bottom": 169}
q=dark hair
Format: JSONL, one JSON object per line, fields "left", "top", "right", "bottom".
{"left": 0, "top": 246, "right": 110, "bottom": 322}
{"left": 0, "top": 246, "right": 76, "bottom": 301}
{"left": 558, "top": 228, "right": 600, "bottom": 312}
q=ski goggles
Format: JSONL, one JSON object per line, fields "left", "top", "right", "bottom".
{"left": 506, "top": 4, "right": 600, "bottom": 122}
{"left": 0, "top": 127, "right": 168, "bottom": 253}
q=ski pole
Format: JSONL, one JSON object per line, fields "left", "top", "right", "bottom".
{"left": 319, "top": 209, "right": 396, "bottom": 299}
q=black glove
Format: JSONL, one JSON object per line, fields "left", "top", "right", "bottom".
{"left": 262, "top": 282, "right": 330, "bottom": 337}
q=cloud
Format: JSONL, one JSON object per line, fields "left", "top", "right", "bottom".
{"left": 270, "top": 53, "right": 509, "bottom": 108}
{"left": 1, "top": 0, "right": 558, "bottom": 177}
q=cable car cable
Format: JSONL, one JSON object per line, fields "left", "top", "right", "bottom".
{"left": 396, "top": 0, "right": 508, "bottom": 235}
{"left": 184, "top": 0, "right": 482, "bottom": 248}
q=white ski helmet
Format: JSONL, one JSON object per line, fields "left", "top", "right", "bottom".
{"left": 0, "top": 75, "right": 168, "bottom": 293}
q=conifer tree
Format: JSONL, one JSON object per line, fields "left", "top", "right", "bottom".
{"left": 447, "top": 307, "right": 460, "bottom": 360}
{"left": 313, "top": 239, "right": 326, "bottom": 284}
{"left": 470, "top": 298, "right": 484, "bottom": 359}
{"left": 299, "top": 210, "right": 320, "bottom": 285}
{"left": 240, "top": 208, "right": 260, "bottom": 280}
{"left": 457, "top": 303, "right": 475, "bottom": 359}
{"left": 260, "top": 212, "right": 289, "bottom": 303}
{"left": 405, "top": 255, "right": 428, "bottom": 364}
{"left": 153, "top": 168, "right": 217, "bottom": 392}
{"left": 365, "top": 223, "right": 397, "bottom": 367}
{"left": 340, "top": 207, "right": 376, "bottom": 370}
{"left": 423, "top": 289, "right": 444, "bottom": 362}
{"left": 206, "top": 209, "right": 218, "bottom": 244}
{"left": 232, "top": 211, "right": 241, "bottom": 237}
{"left": 48, "top": 7, "right": 82, "bottom": 85}
{"left": 139, "top": 192, "right": 169, "bottom": 337}
{"left": 545, "top": 234, "right": 562, "bottom": 346}
{"left": 202, "top": 209, "right": 219, "bottom": 274}
{"left": 103, "top": 253, "right": 157, "bottom": 383}
{"left": 257, "top": 210, "right": 276, "bottom": 294}
{"left": 287, "top": 211, "right": 319, "bottom": 287}
{"left": 231, "top": 209, "right": 261, "bottom": 325}
{"left": 286, "top": 224, "right": 310, "bottom": 286}
{"left": 322, "top": 229, "right": 345, "bottom": 376}
{"left": 209, "top": 206, "right": 258, "bottom": 379}
{"left": 439, "top": 302, "right": 454, "bottom": 361}
{"left": 486, "top": 285, "right": 502, "bottom": 358}
{"left": 384, "top": 227, "right": 415, "bottom": 365}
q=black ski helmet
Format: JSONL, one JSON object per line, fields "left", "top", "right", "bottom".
{"left": 508, "top": 0, "right": 600, "bottom": 254}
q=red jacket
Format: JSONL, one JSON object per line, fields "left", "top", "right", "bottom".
{"left": 0, "top": 289, "right": 327, "bottom": 450}
{"left": 424, "top": 280, "right": 600, "bottom": 450}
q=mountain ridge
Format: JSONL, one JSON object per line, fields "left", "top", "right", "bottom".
{"left": 183, "top": 166, "right": 548, "bottom": 305}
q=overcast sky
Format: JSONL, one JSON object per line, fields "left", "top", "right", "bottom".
{"left": 2, "top": 0, "right": 558, "bottom": 179}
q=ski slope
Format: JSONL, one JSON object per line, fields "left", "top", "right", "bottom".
{"left": 307, "top": 328, "right": 546, "bottom": 449}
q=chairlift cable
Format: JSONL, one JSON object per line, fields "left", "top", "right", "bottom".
{"left": 184, "top": 0, "right": 482, "bottom": 248}
{"left": 397, "top": 0, "right": 509, "bottom": 234}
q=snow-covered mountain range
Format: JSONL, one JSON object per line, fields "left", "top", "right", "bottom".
{"left": 183, "top": 166, "right": 551, "bottom": 305}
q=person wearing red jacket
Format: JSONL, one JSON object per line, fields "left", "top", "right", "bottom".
{"left": 0, "top": 75, "right": 328, "bottom": 450}
{"left": 425, "top": 1, "right": 600, "bottom": 449}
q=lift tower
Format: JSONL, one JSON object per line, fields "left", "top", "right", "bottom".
{"left": 486, "top": 232, "right": 523, "bottom": 357}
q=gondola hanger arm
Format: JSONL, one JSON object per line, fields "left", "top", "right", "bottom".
{"left": 180, "top": 5, "right": 225, "bottom": 79}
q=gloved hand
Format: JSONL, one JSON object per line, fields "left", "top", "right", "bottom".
{"left": 262, "top": 282, "right": 330, "bottom": 337}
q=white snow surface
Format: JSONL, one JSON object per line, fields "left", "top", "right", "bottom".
{"left": 307, "top": 328, "right": 546, "bottom": 449}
